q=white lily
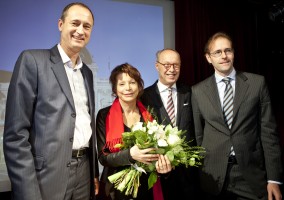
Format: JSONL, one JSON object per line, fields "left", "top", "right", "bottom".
{"left": 132, "top": 122, "right": 146, "bottom": 132}
{"left": 167, "top": 134, "right": 181, "bottom": 146}
{"left": 157, "top": 138, "right": 168, "bottom": 147}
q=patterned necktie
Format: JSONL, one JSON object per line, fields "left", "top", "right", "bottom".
{"left": 166, "top": 87, "right": 176, "bottom": 126}
{"left": 223, "top": 77, "right": 233, "bottom": 129}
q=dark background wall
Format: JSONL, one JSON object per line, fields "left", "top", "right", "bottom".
{"left": 174, "top": 0, "right": 284, "bottom": 155}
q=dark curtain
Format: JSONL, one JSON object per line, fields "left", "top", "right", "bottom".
{"left": 174, "top": 0, "right": 284, "bottom": 156}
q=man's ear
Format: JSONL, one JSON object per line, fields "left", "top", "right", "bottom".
{"left": 155, "top": 63, "right": 159, "bottom": 71}
{"left": 205, "top": 54, "right": 211, "bottom": 64}
{"left": 58, "top": 19, "right": 63, "bottom": 31}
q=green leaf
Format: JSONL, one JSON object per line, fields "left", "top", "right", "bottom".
{"left": 147, "top": 163, "right": 156, "bottom": 172}
{"left": 165, "top": 150, "right": 174, "bottom": 162}
{"left": 148, "top": 172, "right": 158, "bottom": 189}
{"left": 155, "top": 148, "right": 166, "bottom": 154}
{"left": 121, "top": 132, "right": 136, "bottom": 149}
{"left": 134, "top": 130, "right": 147, "bottom": 140}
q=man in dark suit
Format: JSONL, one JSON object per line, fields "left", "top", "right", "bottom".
{"left": 191, "top": 32, "right": 283, "bottom": 200}
{"left": 141, "top": 48, "right": 199, "bottom": 199}
{"left": 3, "top": 3, "right": 99, "bottom": 200}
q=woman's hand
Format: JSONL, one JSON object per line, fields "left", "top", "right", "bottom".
{"left": 130, "top": 145, "right": 159, "bottom": 164}
{"left": 94, "top": 177, "right": 99, "bottom": 195}
{"left": 156, "top": 154, "right": 172, "bottom": 174}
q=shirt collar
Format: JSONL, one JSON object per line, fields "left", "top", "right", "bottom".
{"left": 57, "top": 44, "right": 83, "bottom": 69}
{"left": 215, "top": 68, "right": 236, "bottom": 83}
{"left": 157, "top": 81, "right": 177, "bottom": 93}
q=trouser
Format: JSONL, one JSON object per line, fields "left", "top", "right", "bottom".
{"left": 205, "top": 156, "right": 267, "bottom": 200}
{"left": 64, "top": 154, "right": 91, "bottom": 200}
{"left": 219, "top": 157, "right": 266, "bottom": 200}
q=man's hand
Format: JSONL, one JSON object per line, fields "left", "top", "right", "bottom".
{"left": 267, "top": 182, "right": 282, "bottom": 200}
{"left": 94, "top": 178, "right": 99, "bottom": 195}
{"left": 155, "top": 154, "right": 172, "bottom": 174}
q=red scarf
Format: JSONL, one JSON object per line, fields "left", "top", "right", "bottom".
{"left": 105, "top": 98, "right": 153, "bottom": 152}
{"left": 105, "top": 98, "right": 163, "bottom": 200}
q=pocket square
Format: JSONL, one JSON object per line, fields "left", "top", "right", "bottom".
{"left": 183, "top": 103, "right": 189, "bottom": 106}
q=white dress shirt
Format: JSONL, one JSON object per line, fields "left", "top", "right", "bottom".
{"left": 157, "top": 81, "right": 177, "bottom": 119}
{"left": 57, "top": 44, "right": 92, "bottom": 150}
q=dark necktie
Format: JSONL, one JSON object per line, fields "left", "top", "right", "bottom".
{"left": 166, "top": 87, "right": 176, "bottom": 126}
{"left": 223, "top": 77, "right": 233, "bottom": 129}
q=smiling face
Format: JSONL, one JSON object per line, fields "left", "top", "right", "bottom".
{"left": 205, "top": 37, "right": 234, "bottom": 77}
{"left": 116, "top": 73, "right": 139, "bottom": 104}
{"left": 156, "top": 49, "right": 181, "bottom": 87}
{"left": 58, "top": 5, "right": 93, "bottom": 56}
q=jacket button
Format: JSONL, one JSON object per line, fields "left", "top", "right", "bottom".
{"left": 71, "top": 113, "right": 76, "bottom": 118}
{"left": 67, "top": 162, "right": 71, "bottom": 167}
{"left": 70, "top": 137, "right": 73, "bottom": 142}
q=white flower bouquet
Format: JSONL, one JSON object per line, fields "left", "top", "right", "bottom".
{"left": 108, "top": 120, "right": 205, "bottom": 198}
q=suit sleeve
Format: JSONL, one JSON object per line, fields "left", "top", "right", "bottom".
{"left": 191, "top": 86, "right": 204, "bottom": 146}
{"left": 3, "top": 51, "right": 42, "bottom": 200}
{"left": 259, "top": 78, "right": 283, "bottom": 181}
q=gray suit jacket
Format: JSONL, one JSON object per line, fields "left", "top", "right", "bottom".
{"left": 3, "top": 45, "right": 99, "bottom": 200}
{"left": 191, "top": 71, "right": 283, "bottom": 197}
{"left": 141, "top": 81, "right": 199, "bottom": 199}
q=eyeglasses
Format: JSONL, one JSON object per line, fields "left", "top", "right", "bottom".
{"left": 209, "top": 48, "right": 234, "bottom": 57}
{"left": 156, "top": 61, "right": 180, "bottom": 70}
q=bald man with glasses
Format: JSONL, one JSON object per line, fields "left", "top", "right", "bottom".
{"left": 141, "top": 48, "right": 200, "bottom": 199}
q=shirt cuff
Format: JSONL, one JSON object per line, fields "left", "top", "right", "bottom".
{"left": 268, "top": 180, "right": 283, "bottom": 185}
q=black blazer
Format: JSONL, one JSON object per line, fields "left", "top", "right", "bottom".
{"left": 141, "top": 81, "right": 200, "bottom": 199}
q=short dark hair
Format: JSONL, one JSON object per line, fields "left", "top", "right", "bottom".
{"left": 109, "top": 63, "right": 144, "bottom": 98}
{"left": 204, "top": 32, "right": 233, "bottom": 54}
{"left": 60, "top": 2, "right": 94, "bottom": 24}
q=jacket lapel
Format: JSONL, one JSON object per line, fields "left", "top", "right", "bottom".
{"left": 231, "top": 72, "right": 249, "bottom": 131}
{"left": 152, "top": 83, "right": 171, "bottom": 125}
{"left": 205, "top": 76, "right": 230, "bottom": 134}
{"left": 206, "top": 76, "right": 223, "bottom": 117}
{"left": 50, "top": 46, "right": 75, "bottom": 110}
{"left": 81, "top": 65, "right": 94, "bottom": 115}
{"left": 176, "top": 86, "right": 184, "bottom": 127}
